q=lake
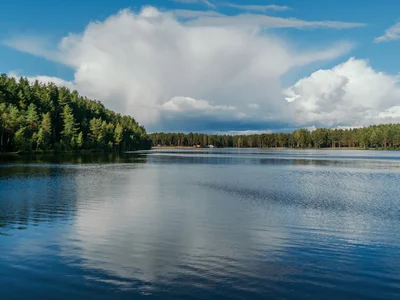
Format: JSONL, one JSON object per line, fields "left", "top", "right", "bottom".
{"left": 1, "top": 148, "right": 400, "bottom": 299}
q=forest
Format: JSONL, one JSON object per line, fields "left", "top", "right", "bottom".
{"left": 3, "top": 73, "right": 400, "bottom": 153}
{"left": 0, "top": 74, "right": 151, "bottom": 152}
{"left": 150, "top": 124, "right": 400, "bottom": 149}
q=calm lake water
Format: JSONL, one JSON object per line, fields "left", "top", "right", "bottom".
{"left": 1, "top": 148, "right": 400, "bottom": 299}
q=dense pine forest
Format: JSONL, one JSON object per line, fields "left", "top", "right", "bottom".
{"left": 150, "top": 125, "right": 400, "bottom": 149}
{"left": 0, "top": 74, "right": 151, "bottom": 153}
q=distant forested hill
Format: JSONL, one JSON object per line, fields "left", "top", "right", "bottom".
{"left": 0, "top": 74, "right": 151, "bottom": 152}
{"left": 150, "top": 125, "right": 400, "bottom": 149}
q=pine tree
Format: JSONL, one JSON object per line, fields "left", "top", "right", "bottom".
{"left": 114, "top": 123, "right": 123, "bottom": 151}
{"left": 0, "top": 103, "right": 7, "bottom": 150}
{"left": 26, "top": 103, "right": 39, "bottom": 129}
{"left": 36, "top": 128, "right": 44, "bottom": 150}
{"left": 89, "top": 118, "right": 103, "bottom": 148}
{"left": 77, "top": 131, "right": 84, "bottom": 149}
{"left": 36, "top": 112, "right": 52, "bottom": 150}
{"left": 14, "top": 127, "right": 27, "bottom": 151}
{"left": 26, "top": 103, "right": 39, "bottom": 149}
{"left": 61, "top": 105, "right": 78, "bottom": 149}
{"left": 41, "top": 112, "right": 52, "bottom": 138}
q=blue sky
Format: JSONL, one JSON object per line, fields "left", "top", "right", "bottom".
{"left": 2, "top": 0, "right": 400, "bottom": 132}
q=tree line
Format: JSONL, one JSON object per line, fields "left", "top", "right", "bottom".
{"left": 150, "top": 125, "right": 400, "bottom": 149}
{"left": 0, "top": 74, "right": 151, "bottom": 152}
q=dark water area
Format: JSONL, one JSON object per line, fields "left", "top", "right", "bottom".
{"left": 1, "top": 148, "right": 400, "bottom": 299}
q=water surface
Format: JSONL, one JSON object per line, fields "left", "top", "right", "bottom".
{"left": 1, "top": 149, "right": 400, "bottom": 299}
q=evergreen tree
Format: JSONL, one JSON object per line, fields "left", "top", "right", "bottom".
{"left": 89, "top": 118, "right": 103, "bottom": 148}
{"left": 114, "top": 123, "right": 123, "bottom": 150}
{"left": 0, "top": 103, "right": 7, "bottom": 150}
{"left": 14, "top": 127, "right": 27, "bottom": 151}
{"left": 61, "top": 105, "right": 78, "bottom": 149}
{"left": 36, "top": 112, "right": 52, "bottom": 150}
{"left": 77, "top": 131, "right": 84, "bottom": 149}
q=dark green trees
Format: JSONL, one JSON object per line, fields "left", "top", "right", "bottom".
{"left": 150, "top": 124, "right": 400, "bottom": 150}
{"left": 0, "top": 74, "right": 151, "bottom": 152}
{"left": 311, "top": 128, "right": 328, "bottom": 148}
{"left": 37, "top": 112, "right": 52, "bottom": 150}
{"left": 61, "top": 105, "right": 79, "bottom": 149}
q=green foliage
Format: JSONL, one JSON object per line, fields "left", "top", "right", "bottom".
{"left": 311, "top": 128, "right": 327, "bottom": 148}
{"left": 150, "top": 124, "right": 400, "bottom": 150}
{"left": 89, "top": 118, "right": 103, "bottom": 148}
{"left": 14, "top": 127, "right": 28, "bottom": 151}
{"left": 38, "top": 112, "right": 52, "bottom": 149}
{"left": 114, "top": 123, "right": 123, "bottom": 149}
{"left": 61, "top": 104, "right": 78, "bottom": 149}
{"left": 0, "top": 74, "right": 151, "bottom": 152}
{"left": 77, "top": 132, "right": 84, "bottom": 149}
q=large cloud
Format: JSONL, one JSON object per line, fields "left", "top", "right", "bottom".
{"left": 284, "top": 58, "right": 400, "bottom": 127}
{"left": 4, "top": 6, "right": 360, "bottom": 131}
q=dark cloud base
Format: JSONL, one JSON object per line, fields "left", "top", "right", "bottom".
{"left": 149, "top": 115, "right": 291, "bottom": 133}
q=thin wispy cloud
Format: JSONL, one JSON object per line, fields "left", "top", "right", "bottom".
{"left": 172, "top": 9, "right": 222, "bottom": 19}
{"left": 3, "top": 35, "right": 59, "bottom": 60}
{"left": 185, "top": 13, "right": 365, "bottom": 30}
{"left": 375, "top": 21, "right": 400, "bottom": 43}
{"left": 172, "top": 0, "right": 216, "bottom": 9}
{"left": 220, "top": 3, "right": 290, "bottom": 12}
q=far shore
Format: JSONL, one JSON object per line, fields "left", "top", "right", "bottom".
{"left": 151, "top": 146, "right": 384, "bottom": 150}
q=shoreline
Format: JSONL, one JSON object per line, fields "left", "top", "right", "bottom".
{"left": 2, "top": 147, "right": 398, "bottom": 155}
{"left": 0, "top": 149, "right": 150, "bottom": 157}
{"left": 151, "top": 146, "right": 395, "bottom": 151}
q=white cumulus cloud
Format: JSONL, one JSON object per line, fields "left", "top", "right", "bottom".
{"left": 163, "top": 96, "right": 236, "bottom": 112}
{"left": 284, "top": 58, "right": 400, "bottom": 127}
{"left": 4, "top": 6, "right": 361, "bottom": 131}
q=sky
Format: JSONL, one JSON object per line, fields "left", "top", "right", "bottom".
{"left": 1, "top": 0, "right": 400, "bottom": 133}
